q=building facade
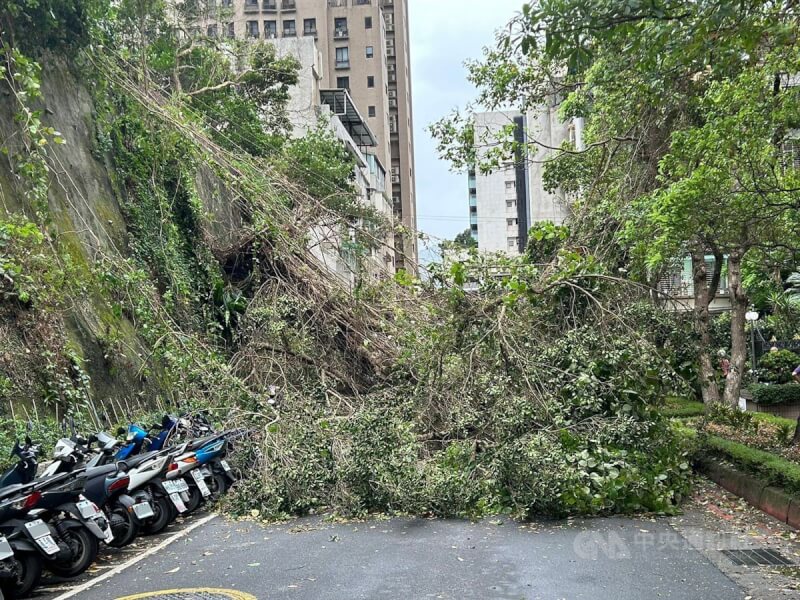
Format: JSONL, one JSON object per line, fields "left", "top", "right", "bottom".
{"left": 469, "top": 105, "right": 582, "bottom": 256}
{"left": 264, "top": 36, "right": 395, "bottom": 285}
{"left": 188, "top": 0, "right": 417, "bottom": 272}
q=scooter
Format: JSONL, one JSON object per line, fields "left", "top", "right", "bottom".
{"left": 0, "top": 440, "right": 39, "bottom": 489}
{"left": 120, "top": 448, "right": 187, "bottom": 535}
{"left": 26, "top": 471, "right": 111, "bottom": 578}
{"left": 0, "top": 478, "right": 74, "bottom": 598}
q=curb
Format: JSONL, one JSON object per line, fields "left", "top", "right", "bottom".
{"left": 696, "top": 458, "right": 800, "bottom": 529}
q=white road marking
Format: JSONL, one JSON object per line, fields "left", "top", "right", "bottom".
{"left": 52, "top": 513, "right": 218, "bottom": 600}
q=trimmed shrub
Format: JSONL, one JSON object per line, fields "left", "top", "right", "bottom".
{"left": 757, "top": 349, "right": 800, "bottom": 384}
{"left": 749, "top": 383, "right": 800, "bottom": 405}
{"left": 704, "top": 434, "right": 800, "bottom": 495}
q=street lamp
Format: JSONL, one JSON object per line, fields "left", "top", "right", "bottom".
{"left": 746, "top": 309, "right": 760, "bottom": 376}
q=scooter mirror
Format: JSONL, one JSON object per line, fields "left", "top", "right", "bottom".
{"left": 116, "top": 461, "right": 130, "bottom": 473}
{"left": 24, "top": 435, "right": 32, "bottom": 447}
{"left": 116, "top": 426, "right": 126, "bottom": 436}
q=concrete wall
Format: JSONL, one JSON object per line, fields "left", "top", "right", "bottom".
{"left": 473, "top": 111, "right": 524, "bottom": 255}
{"left": 525, "top": 102, "right": 573, "bottom": 225}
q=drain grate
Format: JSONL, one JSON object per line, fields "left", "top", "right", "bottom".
{"left": 721, "top": 548, "right": 795, "bottom": 567}
{"left": 116, "top": 590, "right": 256, "bottom": 600}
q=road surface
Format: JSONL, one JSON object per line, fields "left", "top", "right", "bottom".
{"left": 34, "top": 513, "right": 749, "bottom": 600}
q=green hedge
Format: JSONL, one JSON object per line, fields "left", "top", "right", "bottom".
{"left": 749, "top": 384, "right": 800, "bottom": 406}
{"left": 659, "top": 397, "right": 706, "bottom": 418}
{"left": 704, "top": 434, "right": 800, "bottom": 494}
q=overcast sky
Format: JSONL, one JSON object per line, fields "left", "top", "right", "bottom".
{"left": 407, "top": 0, "right": 523, "bottom": 257}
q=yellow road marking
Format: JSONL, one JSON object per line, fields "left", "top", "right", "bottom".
{"left": 116, "top": 589, "right": 256, "bottom": 600}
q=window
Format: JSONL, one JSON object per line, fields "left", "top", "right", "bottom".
{"left": 244, "top": 0, "right": 258, "bottom": 8}
{"left": 782, "top": 138, "right": 800, "bottom": 171}
{"left": 506, "top": 199, "right": 516, "bottom": 209}
{"left": 246, "top": 21, "right": 258, "bottom": 37}
{"left": 206, "top": 24, "right": 218, "bottom": 37}
{"left": 264, "top": 20, "right": 277, "bottom": 37}
{"left": 365, "top": 16, "right": 372, "bottom": 29}
{"left": 507, "top": 218, "right": 518, "bottom": 227}
{"left": 226, "top": 22, "right": 235, "bottom": 38}
{"left": 283, "top": 19, "right": 296, "bottom": 36}
{"left": 508, "top": 237, "right": 518, "bottom": 249}
{"left": 368, "top": 106, "right": 376, "bottom": 118}
{"left": 505, "top": 180, "right": 516, "bottom": 191}
{"left": 221, "top": 0, "right": 232, "bottom": 6}
{"left": 366, "top": 46, "right": 374, "bottom": 58}
{"left": 334, "top": 17, "right": 348, "bottom": 38}
{"left": 303, "top": 18, "right": 316, "bottom": 34}
{"left": 335, "top": 46, "right": 350, "bottom": 68}
{"left": 336, "top": 76, "right": 350, "bottom": 90}
{"left": 367, "top": 75, "right": 375, "bottom": 88}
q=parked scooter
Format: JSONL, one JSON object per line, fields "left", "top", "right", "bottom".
{"left": 26, "top": 470, "right": 111, "bottom": 577}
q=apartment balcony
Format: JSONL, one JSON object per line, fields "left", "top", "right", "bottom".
{"left": 303, "top": 28, "right": 318, "bottom": 37}
{"left": 335, "top": 60, "right": 350, "bottom": 69}
{"left": 262, "top": 0, "right": 277, "bottom": 10}
{"left": 334, "top": 28, "right": 349, "bottom": 40}
{"left": 469, "top": 195, "right": 477, "bottom": 208}
{"left": 470, "top": 214, "right": 478, "bottom": 226}
{"left": 244, "top": 0, "right": 260, "bottom": 12}
{"left": 281, "top": 0, "right": 296, "bottom": 10}
{"left": 328, "top": 0, "right": 347, "bottom": 6}
{"left": 283, "top": 28, "right": 297, "bottom": 37}
{"left": 354, "top": 0, "right": 373, "bottom": 5}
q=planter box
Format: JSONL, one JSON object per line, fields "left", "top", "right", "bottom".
{"left": 744, "top": 398, "right": 800, "bottom": 420}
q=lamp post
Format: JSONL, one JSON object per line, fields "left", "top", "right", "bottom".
{"left": 745, "top": 309, "right": 760, "bottom": 377}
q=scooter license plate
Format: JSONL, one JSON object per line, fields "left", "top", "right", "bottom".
{"left": 219, "top": 460, "right": 231, "bottom": 472}
{"left": 34, "top": 534, "right": 59, "bottom": 555}
{"left": 76, "top": 500, "right": 100, "bottom": 519}
{"left": 164, "top": 479, "right": 189, "bottom": 494}
{"left": 132, "top": 502, "right": 155, "bottom": 520}
{"left": 0, "top": 536, "right": 12, "bottom": 561}
{"left": 25, "top": 521, "right": 58, "bottom": 556}
{"left": 191, "top": 470, "right": 211, "bottom": 497}
{"left": 200, "top": 467, "right": 212, "bottom": 478}
{"left": 169, "top": 493, "right": 187, "bottom": 513}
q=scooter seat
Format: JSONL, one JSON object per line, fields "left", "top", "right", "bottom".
{"left": 0, "top": 482, "right": 34, "bottom": 500}
{"left": 122, "top": 451, "right": 159, "bottom": 469}
{"left": 184, "top": 434, "right": 222, "bottom": 451}
{"left": 84, "top": 463, "right": 118, "bottom": 479}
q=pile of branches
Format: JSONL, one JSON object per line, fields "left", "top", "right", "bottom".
{"left": 90, "top": 54, "right": 695, "bottom": 522}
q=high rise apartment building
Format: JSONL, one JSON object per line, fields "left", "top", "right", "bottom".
{"left": 469, "top": 106, "right": 583, "bottom": 256}
{"left": 187, "top": 0, "right": 418, "bottom": 272}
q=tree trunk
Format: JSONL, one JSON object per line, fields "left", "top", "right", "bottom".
{"left": 723, "top": 252, "right": 748, "bottom": 407}
{"left": 693, "top": 248, "right": 721, "bottom": 404}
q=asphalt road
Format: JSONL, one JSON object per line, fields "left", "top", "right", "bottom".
{"left": 35, "top": 514, "right": 744, "bottom": 600}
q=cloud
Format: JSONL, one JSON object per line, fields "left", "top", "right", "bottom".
{"left": 408, "top": 0, "right": 524, "bottom": 257}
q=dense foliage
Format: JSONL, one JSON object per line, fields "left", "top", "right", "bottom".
{"left": 749, "top": 384, "right": 800, "bottom": 406}
{"left": 758, "top": 350, "right": 800, "bottom": 384}
{"left": 432, "top": 0, "right": 800, "bottom": 407}
{"left": 0, "top": 1, "right": 705, "bottom": 523}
